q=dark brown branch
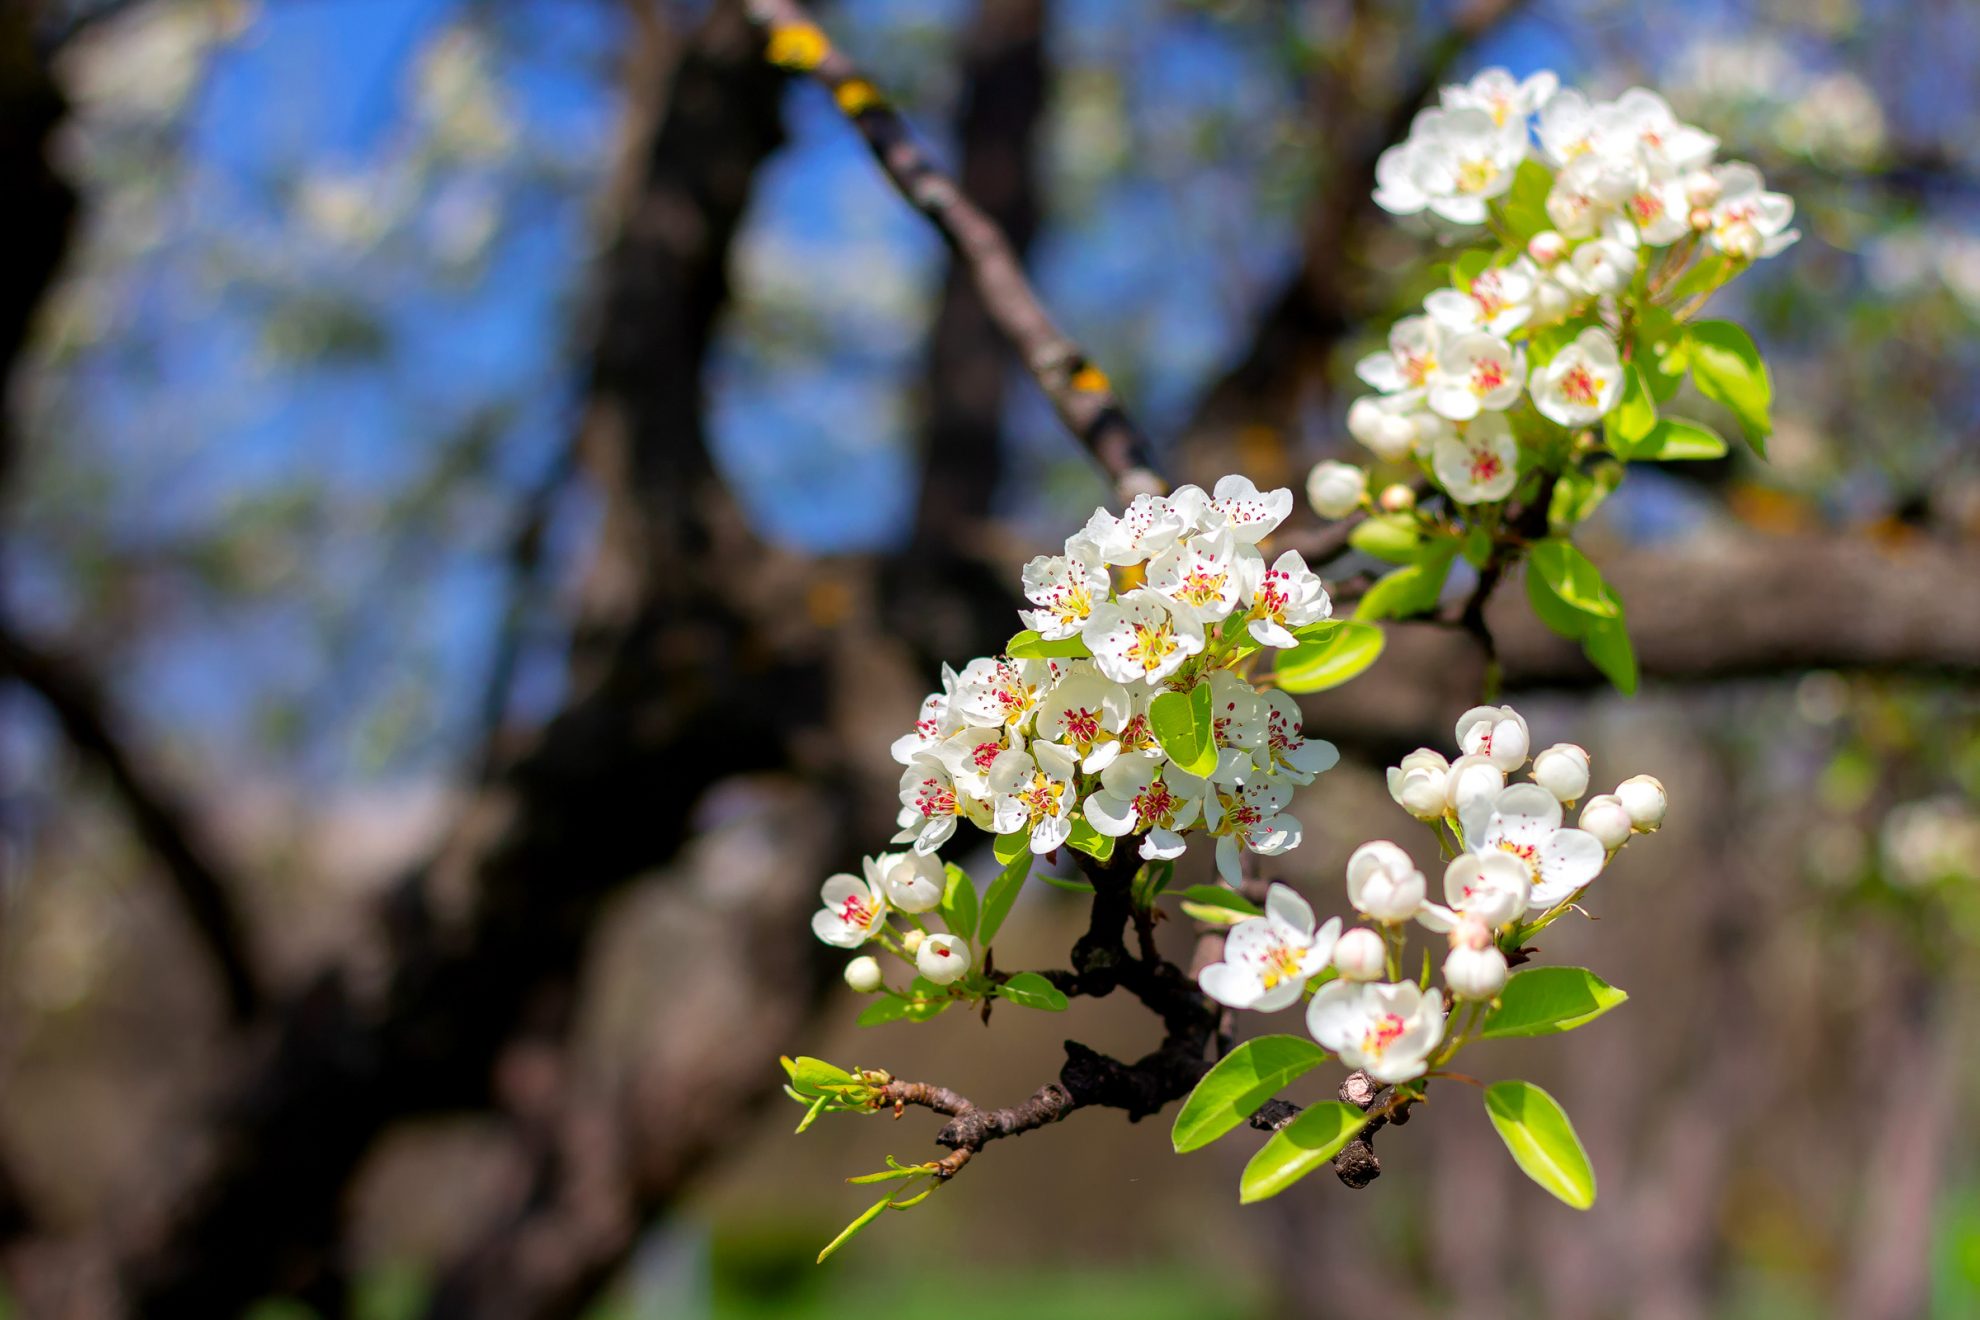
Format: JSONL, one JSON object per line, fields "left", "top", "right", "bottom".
{"left": 0, "top": 614, "right": 262, "bottom": 1022}
{"left": 746, "top": 0, "right": 1163, "bottom": 500}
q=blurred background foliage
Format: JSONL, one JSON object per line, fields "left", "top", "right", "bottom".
{"left": 2, "top": 0, "right": 1978, "bottom": 1316}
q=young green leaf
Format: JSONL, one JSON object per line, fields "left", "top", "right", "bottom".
{"left": 1524, "top": 556, "right": 1593, "bottom": 641}
{"left": 1483, "top": 1080, "right": 1597, "bottom": 1210}
{"left": 1529, "top": 539, "right": 1620, "bottom": 619}
{"left": 785, "top": 1056, "right": 855, "bottom": 1094}
{"left": 1685, "top": 319, "right": 1771, "bottom": 455}
{"left": 940, "top": 863, "right": 978, "bottom": 942}
{"left": 1273, "top": 620, "right": 1386, "bottom": 694}
{"left": 1238, "top": 1102, "right": 1373, "bottom": 1203}
{"left": 1172, "top": 885, "right": 1263, "bottom": 918}
{"left": 1497, "top": 158, "right": 1554, "bottom": 240}
{"left": 1173, "top": 1035, "right": 1328, "bottom": 1154}
{"left": 1149, "top": 680, "right": 1219, "bottom": 777}
{"left": 1347, "top": 513, "right": 1424, "bottom": 564}
{"left": 977, "top": 849, "right": 1033, "bottom": 946}
{"left": 1353, "top": 543, "right": 1457, "bottom": 621}
{"left": 1580, "top": 611, "right": 1638, "bottom": 695}
{"left": 1066, "top": 819, "right": 1116, "bottom": 861}
{"left": 993, "top": 830, "right": 1029, "bottom": 866}
{"left": 994, "top": 971, "right": 1069, "bottom": 1012}
{"left": 817, "top": 1193, "right": 897, "bottom": 1263}
{"left": 1606, "top": 364, "right": 1658, "bottom": 449}
{"left": 1005, "top": 629, "right": 1093, "bottom": 659}
{"left": 1547, "top": 462, "right": 1624, "bottom": 534}
{"left": 1481, "top": 967, "right": 1630, "bottom": 1038}
{"left": 1630, "top": 418, "right": 1728, "bottom": 461}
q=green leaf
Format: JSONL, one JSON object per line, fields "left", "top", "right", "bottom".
{"left": 1450, "top": 247, "right": 1495, "bottom": 289}
{"left": 1606, "top": 364, "right": 1658, "bottom": 448}
{"left": 817, "top": 1193, "right": 896, "bottom": 1262}
{"left": 1173, "top": 884, "right": 1262, "bottom": 919}
{"left": 1348, "top": 513, "right": 1424, "bottom": 564}
{"left": 1581, "top": 610, "right": 1638, "bottom": 695}
{"left": 1481, "top": 967, "right": 1630, "bottom": 1038}
{"left": 1483, "top": 1081, "right": 1597, "bottom": 1210}
{"left": 993, "top": 830, "right": 1029, "bottom": 866}
{"left": 1036, "top": 872, "right": 1094, "bottom": 894}
{"left": 1547, "top": 462, "right": 1623, "bottom": 534}
{"left": 1066, "top": 819, "right": 1115, "bottom": 861}
{"left": 1460, "top": 524, "right": 1494, "bottom": 569}
{"left": 1353, "top": 542, "right": 1457, "bottom": 621}
{"left": 1633, "top": 305, "right": 1686, "bottom": 400}
{"left": 1149, "top": 680, "right": 1219, "bottom": 778}
{"left": 1497, "top": 157, "right": 1554, "bottom": 240}
{"left": 1273, "top": 620, "right": 1386, "bottom": 694}
{"left": 857, "top": 990, "right": 949, "bottom": 1026}
{"left": 1686, "top": 319, "right": 1771, "bottom": 455}
{"left": 785, "top": 1056, "right": 855, "bottom": 1095}
{"left": 977, "top": 849, "right": 1033, "bottom": 946}
{"left": 1239, "top": 1102, "right": 1373, "bottom": 1203}
{"left": 940, "top": 863, "right": 978, "bottom": 942}
{"left": 1173, "top": 1035, "right": 1328, "bottom": 1154}
{"left": 1524, "top": 556, "right": 1593, "bottom": 641}
{"left": 1627, "top": 418, "right": 1728, "bottom": 462}
{"left": 1005, "top": 629, "right": 1092, "bottom": 659}
{"left": 994, "top": 971, "right": 1069, "bottom": 1012}
{"left": 1529, "top": 539, "right": 1620, "bottom": 619}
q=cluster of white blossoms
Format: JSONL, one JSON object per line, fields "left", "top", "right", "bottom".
{"left": 812, "top": 476, "right": 1348, "bottom": 990}
{"left": 1341, "top": 67, "right": 1797, "bottom": 506}
{"left": 1196, "top": 703, "right": 1664, "bottom": 1084}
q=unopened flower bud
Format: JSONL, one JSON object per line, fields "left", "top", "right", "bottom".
{"left": 1689, "top": 206, "right": 1714, "bottom": 232}
{"left": 1445, "top": 753, "right": 1506, "bottom": 818}
{"left": 1615, "top": 774, "right": 1667, "bottom": 832}
{"left": 1387, "top": 747, "right": 1451, "bottom": 819}
{"left": 916, "top": 933, "right": 971, "bottom": 985}
{"left": 1332, "top": 926, "right": 1388, "bottom": 981}
{"left": 1346, "top": 840, "right": 1427, "bottom": 923}
{"left": 1532, "top": 742, "right": 1591, "bottom": 804}
{"left": 1683, "top": 169, "right": 1722, "bottom": 208}
{"left": 844, "top": 955, "right": 884, "bottom": 993}
{"left": 1348, "top": 398, "right": 1414, "bottom": 462}
{"left": 1579, "top": 793, "right": 1633, "bottom": 850}
{"left": 1455, "top": 704, "right": 1530, "bottom": 771}
{"left": 1720, "top": 223, "right": 1760, "bottom": 261}
{"left": 884, "top": 854, "right": 944, "bottom": 913}
{"left": 901, "top": 928, "right": 926, "bottom": 955}
{"left": 1378, "top": 483, "right": 1416, "bottom": 512}
{"left": 1527, "top": 229, "right": 1568, "bottom": 265}
{"left": 1306, "top": 461, "right": 1367, "bottom": 519}
{"left": 1444, "top": 927, "right": 1510, "bottom": 1000}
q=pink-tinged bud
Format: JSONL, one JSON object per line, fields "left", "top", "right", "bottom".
{"left": 1532, "top": 742, "right": 1591, "bottom": 804}
{"left": 1689, "top": 206, "right": 1714, "bottom": 232}
{"left": 1579, "top": 793, "right": 1633, "bottom": 850}
{"left": 1527, "top": 229, "right": 1568, "bottom": 265}
{"left": 1332, "top": 927, "right": 1388, "bottom": 981}
{"left": 1444, "top": 938, "right": 1510, "bottom": 1000}
{"left": 1615, "top": 774, "right": 1667, "bottom": 832}
{"left": 1378, "top": 483, "right": 1417, "bottom": 512}
{"left": 916, "top": 933, "right": 971, "bottom": 985}
{"left": 1683, "top": 169, "right": 1722, "bottom": 208}
{"left": 843, "top": 956, "right": 884, "bottom": 993}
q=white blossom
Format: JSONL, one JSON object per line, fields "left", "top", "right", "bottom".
{"left": 1428, "top": 331, "right": 1524, "bottom": 421}
{"left": 1146, "top": 529, "right": 1245, "bottom": 624}
{"left": 813, "top": 871, "right": 889, "bottom": 948}
{"left": 1306, "top": 979, "right": 1446, "bottom": 1084}
{"left": 1703, "top": 162, "right": 1798, "bottom": 259}
{"left": 1082, "top": 492, "right": 1184, "bottom": 566}
{"left": 1256, "top": 689, "right": 1340, "bottom": 785}
{"left": 1206, "top": 774, "right": 1302, "bottom": 885}
{"left": 1018, "top": 535, "right": 1111, "bottom": 640}
{"left": 1306, "top": 461, "right": 1367, "bottom": 519}
{"left": 889, "top": 673, "right": 960, "bottom": 765}
{"left": 1374, "top": 107, "right": 1528, "bottom": 225}
{"left": 1426, "top": 261, "right": 1537, "bottom": 337}
{"left": 1033, "top": 667, "right": 1133, "bottom": 773}
{"left": 1346, "top": 840, "right": 1427, "bottom": 923}
{"left": 1531, "top": 743, "right": 1591, "bottom": 803}
{"left": 987, "top": 742, "right": 1081, "bottom": 855}
{"left": 952, "top": 655, "right": 1050, "bottom": 733}
{"left": 1238, "top": 549, "right": 1332, "bottom": 648}
{"left": 1459, "top": 782, "right": 1607, "bottom": 910}
{"left": 1531, "top": 326, "right": 1623, "bottom": 427}
{"left": 1198, "top": 883, "right": 1342, "bottom": 1012}
{"left": 1082, "top": 757, "right": 1206, "bottom": 860}
{"left": 1615, "top": 774, "right": 1668, "bottom": 832}
{"left": 1206, "top": 669, "right": 1268, "bottom": 755}
{"left": 1431, "top": 413, "right": 1519, "bottom": 504}
{"left": 1445, "top": 753, "right": 1508, "bottom": 818}
{"left": 1420, "top": 850, "right": 1532, "bottom": 931}
{"left": 1208, "top": 474, "right": 1295, "bottom": 544}
{"left": 1356, "top": 315, "right": 1443, "bottom": 397}
{"left": 917, "top": 933, "right": 971, "bottom": 985}
{"left": 1332, "top": 926, "right": 1388, "bottom": 981}
{"left": 1440, "top": 67, "right": 1558, "bottom": 128}
{"left": 1082, "top": 588, "right": 1205, "bottom": 685}
{"left": 1346, "top": 393, "right": 1430, "bottom": 462}
{"left": 897, "top": 756, "right": 963, "bottom": 855}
